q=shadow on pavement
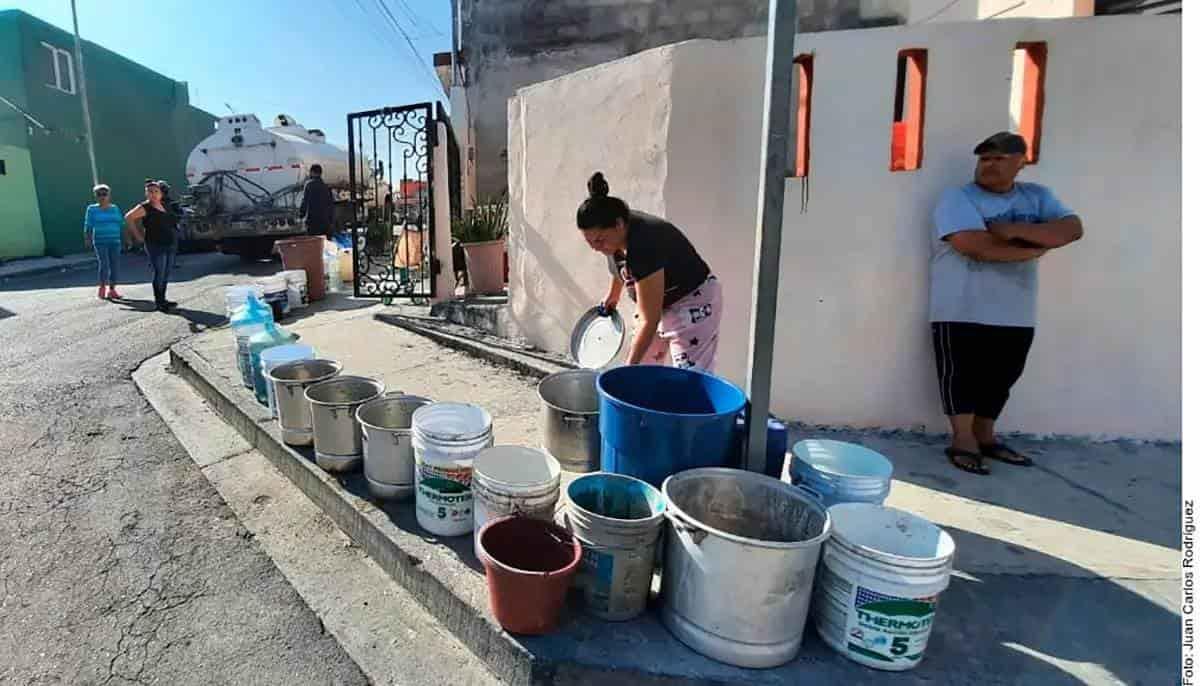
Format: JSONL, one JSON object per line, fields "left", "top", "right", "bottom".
{"left": 0, "top": 253, "right": 278, "bottom": 292}
{"left": 789, "top": 425, "right": 1181, "bottom": 552}
{"left": 931, "top": 526, "right": 1178, "bottom": 686}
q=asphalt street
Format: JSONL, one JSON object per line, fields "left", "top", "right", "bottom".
{"left": 0, "top": 252, "right": 369, "bottom": 685}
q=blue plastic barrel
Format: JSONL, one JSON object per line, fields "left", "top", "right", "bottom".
{"left": 733, "top": 412, "right": 790, "bottom": 479}
{"left": 597, "top": 366, "right": 746, "bottom": 488}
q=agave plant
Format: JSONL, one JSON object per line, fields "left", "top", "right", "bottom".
{"left": 452, "top": 195, "right": 508, "bottom": 244}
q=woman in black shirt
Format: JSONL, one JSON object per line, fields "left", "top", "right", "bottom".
{"left": 124, "top": 180, "right": 179, "bottom": 312}
{"left": 576, "top": 172, "right": 724, "bottom": 372}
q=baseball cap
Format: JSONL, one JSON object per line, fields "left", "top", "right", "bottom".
{"left": 973, "top": 132, "right": 1028, "bottom": 156}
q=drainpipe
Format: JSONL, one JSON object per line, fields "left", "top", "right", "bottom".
{"left": 71, "top": 0, "right": 98, "bottom": 187}
{"left": 743, "top": 0, "right": 797, "bottom": 473}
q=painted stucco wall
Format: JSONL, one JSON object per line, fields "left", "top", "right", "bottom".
{"left": 462, "top": 0, "right": 906, "bottom": 196}
{"left": 508, "top": 16, "right": 1181, "bottom": 440}
{"left": 0, "top": 144, "right": 45, "bottom": 259}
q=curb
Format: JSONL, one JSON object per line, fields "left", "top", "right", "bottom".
{"left": 374, "top": 312, "right": 573, "bottom": 380}
{"left": 0, "top": 256, "right": 96, "bottom": 281}
{"left": 168, "top": 342, "right": 543, "bottom": 684}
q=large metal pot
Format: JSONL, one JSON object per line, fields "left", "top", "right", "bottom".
{"left": 538, "top": 369, "right": 600, "bottom": 472}
{"left": 266, "top": 358, "right": 342, "bottom": 446}
{"left": 356, "top": 393, "right": 431, "bottom": 500}
{"left": 304, "top": 376, "right": 385, "bottom": 472}
{"left": 660, "top": 468, "right": 830, "bottom": 669}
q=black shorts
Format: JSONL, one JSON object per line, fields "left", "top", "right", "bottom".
{"left": 932, "top": 322, "right": 1035, "bottom": 420}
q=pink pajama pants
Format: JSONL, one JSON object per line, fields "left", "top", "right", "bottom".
{"left": 636, "top": 275, "right": 723, "bottom": 373}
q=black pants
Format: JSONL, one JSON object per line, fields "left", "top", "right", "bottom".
{"left": 932, "top": 322, "right": 1034, "bottom": 420}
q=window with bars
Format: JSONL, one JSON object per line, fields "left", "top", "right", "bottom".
{"left": 41, "top": 42, "right": 76, "bottom": 95}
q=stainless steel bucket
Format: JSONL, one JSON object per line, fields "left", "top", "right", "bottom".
{"left": 266, "top": 359, "right": 342, "bottom": 446}
{"left": 304, "top": 376, "right": 385, "bottom": 472}
{"left": 660, "top": 468, "right": 831, "bottom": 669}
{"left": 537, "top": 369, "right": 600, "bottom": 472}
{"left": 356, "top": 393, "right": 431, "bottom": 500}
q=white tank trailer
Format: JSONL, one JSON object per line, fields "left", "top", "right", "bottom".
{"left": 182, "top": 113, "right": 362, "bottom": 260}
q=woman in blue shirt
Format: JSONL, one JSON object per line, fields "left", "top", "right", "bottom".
{"left": 83, "top": 184, "right": 124, "bottom": 300}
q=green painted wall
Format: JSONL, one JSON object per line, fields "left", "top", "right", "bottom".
{"left": 0, "top": 10, "right": 215, "bottom": 256}
{"left": 0, "top": 144, "right": 45, "bottom": 259}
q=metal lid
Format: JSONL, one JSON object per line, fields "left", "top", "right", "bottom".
{"left": 569, "top": 307, "right": 625, "bottom": 370}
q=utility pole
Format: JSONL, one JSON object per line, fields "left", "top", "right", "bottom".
{"left": 743, "top": 0, "right": 797, "bottom": 473}
{"left": 71, "top": 0, "right": 98, "bottom": 187}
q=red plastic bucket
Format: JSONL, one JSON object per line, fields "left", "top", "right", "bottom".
{"left": 479, "top": 516, "right": 581, "bottom": 635}
{"left": 275, "top": 236, "right": 327, "bottom": 301}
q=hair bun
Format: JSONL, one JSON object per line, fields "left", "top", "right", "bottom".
{"left": 587, "top": 172, "right": 609, "bottom": 199}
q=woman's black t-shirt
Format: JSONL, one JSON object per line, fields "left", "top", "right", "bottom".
{"left": 140, "top": 201, "right": 178, "bottom": 246}
{"left": 607, "top": 211, "right": 710, "bottom": 308}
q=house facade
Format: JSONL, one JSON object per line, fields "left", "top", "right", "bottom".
{"left": 0, "top": 10, "right": 215, "bottom": 258}
{"left": 444, "top": 0, "right": 1097, "bottom": 202}
{"left": 506, "top": 15, "right": 1180, "bottom": 440}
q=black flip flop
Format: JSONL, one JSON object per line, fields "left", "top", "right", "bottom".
{"left": 980, "top": 443, "right": 1034, "bottom": 466}
{"left": 945, "top": 447, "right": 990, "bottom": 475}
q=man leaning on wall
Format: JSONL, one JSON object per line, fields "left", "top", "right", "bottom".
{"left": 930, "top": 132, "right": 1084, "bottom": 475}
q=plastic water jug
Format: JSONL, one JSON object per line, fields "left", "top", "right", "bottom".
{"left": 231, "top": 295, "right": 274, "bottom": 389}
{"left": 249, "top": 324, "right": 301, "bottom": 406}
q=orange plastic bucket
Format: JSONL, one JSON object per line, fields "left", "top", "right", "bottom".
{"left": 479, "top": 516, "right": 581, "bottom": 635}
{"left": 275, "top": 236, "right": 327, "bottom": 301}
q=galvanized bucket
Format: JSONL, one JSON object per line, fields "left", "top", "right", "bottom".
{"left": 660, "top": 468, "right": 830, "bottom": 669}
{"left": 356, "top": 394, "right": 431, "bottom": 500}
{"left": 304, "top": 376, "right": 385, "bottom": 472}
{"left": 266, "top": 358, "right": 342, "bottom": 446}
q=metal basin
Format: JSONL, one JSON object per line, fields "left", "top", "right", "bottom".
{"left": 538, "top": 369, "right": 600, "bottom": 472}
{"left": 304, "top": 376, "right": 385, "bottom": 471}
{"left": 266, "top": 359, "right": 342, "bottom": 446}
{"left": 660, "top": 468, "right": 830, "bottom": 669}
{"left": 356, "top": 394, "right": 431, "bottom": 500}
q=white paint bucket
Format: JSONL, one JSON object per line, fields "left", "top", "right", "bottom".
{"left": 790, "top": 439, "right": 893, "bottom": 506}
{"left": 813, "top": 503, "right": 956, "bottom": 671}
{"left": 471, "top": 446, "right": 561, "bottom": 562}
{"left": 258, "top": 275, "right": 290, "bottom": 320}
{"left": 411, "top": 403, "right": 494, "bottom": 537}
{"left": 280, "top": 269, "right": 309, "bottom": 309}
{"left": 565, "top": 473, "right": 666, "bottom": 622}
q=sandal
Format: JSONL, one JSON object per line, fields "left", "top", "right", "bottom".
{"left": 980, "top": 443, "right": 1033, "bottom": 466}
{"left": 945, "top": 447, "right": 990, "bottom": 475}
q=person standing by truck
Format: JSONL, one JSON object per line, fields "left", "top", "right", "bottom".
{"left": 125, "top": 180, "right": 180, "bottom": 313}
{"left": 300, "top": 164, "right": 335, "bottom": 238}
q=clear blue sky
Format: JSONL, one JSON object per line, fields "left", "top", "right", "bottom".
{"left": 2, "top": 0, "right": 452, "bottom": 147}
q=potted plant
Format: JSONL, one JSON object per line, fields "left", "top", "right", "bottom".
{"left": 451, "top": 195, "right": 508, "bottom": 295}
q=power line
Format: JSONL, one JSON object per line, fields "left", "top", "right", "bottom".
{"left": 371, "top": 0, "right": 446, "bottom": 95}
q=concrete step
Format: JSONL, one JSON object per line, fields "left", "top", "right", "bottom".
{"left": 134, "top": 353, "right": 503, "bottom": 686}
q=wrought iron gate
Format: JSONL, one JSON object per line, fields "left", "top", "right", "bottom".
{"left": 347, "top": 103, "right": 438, "bottom": 299}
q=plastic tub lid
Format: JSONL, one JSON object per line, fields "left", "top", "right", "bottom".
{"left": 569, "top": 307, "right": 625, "bottom": 370}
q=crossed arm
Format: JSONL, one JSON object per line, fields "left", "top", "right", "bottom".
{"left": 947, "top": 215, "right": 1083, "bottom": 263}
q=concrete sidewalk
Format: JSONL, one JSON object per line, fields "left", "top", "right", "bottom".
{"left": 173, "top": 296, "right": 1181, "bottom": 685}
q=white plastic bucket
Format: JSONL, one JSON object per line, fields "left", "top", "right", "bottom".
{"left": 281, "top": 269, "right": 309, "bottom": 309}
{"left": 565, "top": 473, "right": 666, "bottom": 621}
{"left": 225, "top": 285, "right": 263, "bottom": 320}
{"left": 411, "top": 403, "right": 494, "bottom": 536}
{"left": 471, "top": 446, "right": 561, "bottom": 561}
{"left": 813, "top": 503, "right": 956, "bottom": 671}
{"left": 790, "top": 439, "right": 893, "bottom": 506}
{"left": 258, "top": 275, "right": 290, "bottom": 319}
{"left": 260, "top": 344, "right": 316, "bottom": 416}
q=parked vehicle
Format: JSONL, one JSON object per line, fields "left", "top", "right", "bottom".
{"left": 181, "top": 113, "right": 358, "bottom": 261}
